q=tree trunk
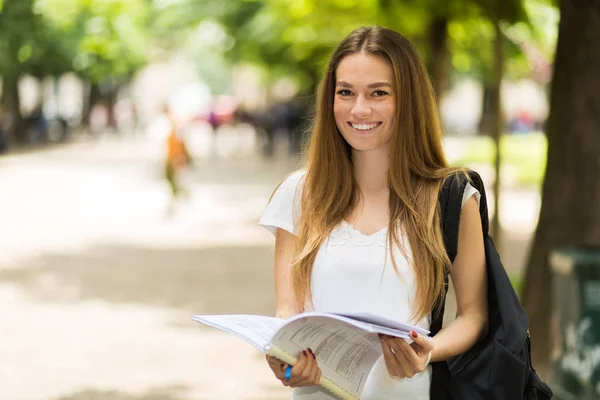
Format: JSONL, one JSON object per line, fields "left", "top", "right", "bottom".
{"left": 521, "top": 0, "right": 600, "bottom": 380}
{"left": 105, "top": 87, "right": 118, "bottom": 130}
{"left": 82, "top": 82, "right": 101, "bottom": 128}
{"left": 478, "top": 84, "right": 494, "bottom": 136}
{"left": 490, "top": 22, "right": 504, "bottom": 246}
{"left": 428, "top": 17, "right": 450, "bottom": 106}
{"left": 2, "top": 73, "right": 26, "bottom": 144}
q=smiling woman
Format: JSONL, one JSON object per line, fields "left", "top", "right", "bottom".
{"left": 334, "top": 53, "right": 396, "bottom": 152}
{"left": 259, "top": 26, "right": 488, "bottom": 400}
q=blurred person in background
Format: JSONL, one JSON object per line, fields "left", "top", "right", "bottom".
{"left": 114, "top": 98, "right": 140, "bottom": 137}
{"left": 25, "top": 105, "right": 48, "bottom": 144}
{"left": 259, "top": 26, "right": 487, "bottom": 399}
{"left": 89, "top": 102, "right": 109, "bottom": 138}
{"left": 207, "top": 96, "right": 237, "bottom": 157}
{"left": 163, "top": 105, "right": 192, "bottom": 216}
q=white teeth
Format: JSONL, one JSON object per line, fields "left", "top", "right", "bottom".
{"left": 351, "top": 123, "right": 378, "bottom": 131}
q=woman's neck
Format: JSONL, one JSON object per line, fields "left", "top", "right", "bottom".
{"left": 352, "top": 148, "right": 390, "bottom": 194}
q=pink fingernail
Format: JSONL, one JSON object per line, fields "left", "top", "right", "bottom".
{"left": 410, "top": 330, "right": 417, "bottom": 339}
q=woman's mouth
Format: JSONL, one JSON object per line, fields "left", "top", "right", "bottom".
{"left": 347, "top": 122, "right": 382, "bottom": 131}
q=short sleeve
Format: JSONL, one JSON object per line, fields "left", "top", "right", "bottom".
{"left": 259, "top": 170, "right": 306, "bottom": 236}
{"left": 461, "top": 182, "right": 481, "bottom": 208}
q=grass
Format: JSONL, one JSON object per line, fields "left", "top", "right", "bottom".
{"left": 510, "top": 274, "right": 523, "bottom": 297}
{"left": 448, "top": 132, "right": 547, "bottom": 188}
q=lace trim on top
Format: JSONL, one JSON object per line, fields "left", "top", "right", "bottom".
{"left": 328, "top": 220, "right": 388, "bottom": 247}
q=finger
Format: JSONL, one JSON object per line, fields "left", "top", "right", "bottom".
{"left": 297, "top": 349, "right": 315, "bottom": 385}
{"left": 387, "top": 337, "right": 415, "bottom": 378}
{"left": 410, "top": 330, "right": 434, "bottom": 351}
{"left": 288, "top": 350, "right": 310, "bottom": 386}
{"left": 380, "top": 336, "right": 404, "bottom": 379}
{"left": 266, "top": 355, "right": 286, "bottom": 379}
{"left": 290, "top": 350, "right": 318, "bottom": 387}
{"left": 274, "top": 362, "right": 289, "bottom": 380}
{"left": 397, "top": 339, "right": 425, "bottom": 373}
{"left": 266, "top": 355, "right": 284, "bottom": 369}
{"left": 307, "top": 349, "right": 320, "bottom": 384}
{"left": 380, "top": 337, "right": 401, "bottom": 376}
{"left": 308, "top": 358, "right": 322, "bottom": 386}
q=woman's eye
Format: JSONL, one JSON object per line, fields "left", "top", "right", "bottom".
{"left": 373, "top": 90, "right": 389, "bottom": 97}
{"left": 336, "top": 89, "right": 352, "bottom": 96}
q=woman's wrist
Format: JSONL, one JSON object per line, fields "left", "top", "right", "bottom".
{"left": 429, "top": 337, "right": 442, "bottom": 363}
{"left": 424, "top": 350, "right": 433, "bottom": 367}
{"left": 429, "top": 314, "right": 486, "bottom": 363}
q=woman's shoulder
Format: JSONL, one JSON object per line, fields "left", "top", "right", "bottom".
{"left": 283, "top": 169, "right": 307, "bottom": 185}
{"left": 269, "top": 169, "right": 307, "bottom": 205}
{"left": 260, "top": 169, "right": 306, "bottom": 236}
{"left": 274, "top": 169, "right": 307, "bottom": 196}
{"left": 441, "top": 168, "right": 484, "bottom": 189}
{"left": 439, "top": 168, "right": 484, "bottom": 208}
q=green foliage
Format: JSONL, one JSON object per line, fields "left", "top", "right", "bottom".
{"left": 449, "top": 17, "right": 495, "bottom": 80}
{"left": 0, "top": 0, "right": 151, "bottom": 85}
{"left": 510, "top": 274, "right": 522, "bottom": 297}
{"left": 159, "top": 0, "right": 558, "bottom": 96}
{"left": 474, "top": 0, "right": 528, "bottom": 23}
{"left": 161, "top": 0, "right": 445, "bottom": 92}
{"left": 0, "top": 0, "right": 559, "bottom": 100}
{"left": 36, "top": 0, "right": 150, "bottom": 83}
{"left": 0, "top": 0, "right": 51, "bottom": 75}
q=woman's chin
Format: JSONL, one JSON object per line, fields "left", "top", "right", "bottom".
{"left": 347, "top": 141, "right": 388, "bottom": 153}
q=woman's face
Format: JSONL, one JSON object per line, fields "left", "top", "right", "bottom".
{"left": 333, "top": 52, "right": 396, "bottom": 154}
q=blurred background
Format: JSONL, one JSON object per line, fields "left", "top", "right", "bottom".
{"left": 1, "top": 0, "right": 598, "bottom": 399}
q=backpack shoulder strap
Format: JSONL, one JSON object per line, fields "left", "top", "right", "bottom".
{"left": 439, "top": 173, "right": 468, "bottom": 263}
{"left": 429, "top": 170, "right": 478, "bottom": 400}
{"left": 430, "top": 172, "right": 468, "bottom": 334}
{"left": 438, "top": 170, "right": 489, "bottom": 262}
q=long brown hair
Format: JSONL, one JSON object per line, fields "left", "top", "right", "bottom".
{"left": 290, "top": 26, "right": 465, "bottom": 322}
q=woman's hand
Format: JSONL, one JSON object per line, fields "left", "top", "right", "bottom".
{"left": 265, "top": 348, "right": 322, "bottom": 387}
{"left": 379, "top": 330, "right": 434, "bottom": 380}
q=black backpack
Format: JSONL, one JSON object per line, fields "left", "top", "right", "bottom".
{"left": 429, "top": 170, "right": 553, "bottom": 400}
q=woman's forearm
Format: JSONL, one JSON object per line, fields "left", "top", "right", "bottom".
{"left": 430, "top": 312, "right": 488, "bottom": 363}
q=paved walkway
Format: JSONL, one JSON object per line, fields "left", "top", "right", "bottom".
{"left": 0, "top": 132, "right": 538, "bottom": 400}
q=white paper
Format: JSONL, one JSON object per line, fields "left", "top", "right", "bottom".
{"left": 192, "top": 311, "right": 428, "bottom": 399}
{"left": 337, "top": 312, "right": 430, "bottom": 336}
{"left": 286, "top": 312, "right": 418, "bottom": 339}
{"left": 269, "top": 315, "right": 383, "bottom": 396}
{"left": 192, "top": 314, "right": 285, "bottom": 351}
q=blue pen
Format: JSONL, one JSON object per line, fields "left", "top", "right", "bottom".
{"left": 285, "top": 365, "right": 293, "bottom": 380}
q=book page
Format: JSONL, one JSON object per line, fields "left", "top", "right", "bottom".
{"left": 289, "top": 312, "right": 415, "bottom": 339}
{"left": 192, "top": 314, "right": 285, "bottom": 351}
{"left": 270, "top": 315, "right": 384, "bottom": 398}
{"left": 337, "top": 312, "right": 430, "bottom": 336}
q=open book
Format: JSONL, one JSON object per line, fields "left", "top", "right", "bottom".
{"left": 192, "top": 312, "right": 429, "bottom": 400}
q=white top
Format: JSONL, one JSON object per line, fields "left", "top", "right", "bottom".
{"left": 259, "top": 170, "right": 480, "bottom": 400}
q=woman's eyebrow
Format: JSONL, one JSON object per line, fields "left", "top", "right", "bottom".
{"left": 336, "top": 81, "right": 392, "bottom": 88}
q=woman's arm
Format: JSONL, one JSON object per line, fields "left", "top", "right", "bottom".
{"left": 274, "top": 228, "right": 302, "bottom": 319}
{"left": 378, "top": 196, "right": 488, "bottom": 378}
{"left": 430, "top": 195, "right": 488, "bottom": 362}
{"left": 267, "top": 228, "right": 321, "bottom": 388}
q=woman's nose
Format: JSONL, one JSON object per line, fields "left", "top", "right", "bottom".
{"left": 351, "top": 96, "right": 371, "bottom": 118}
